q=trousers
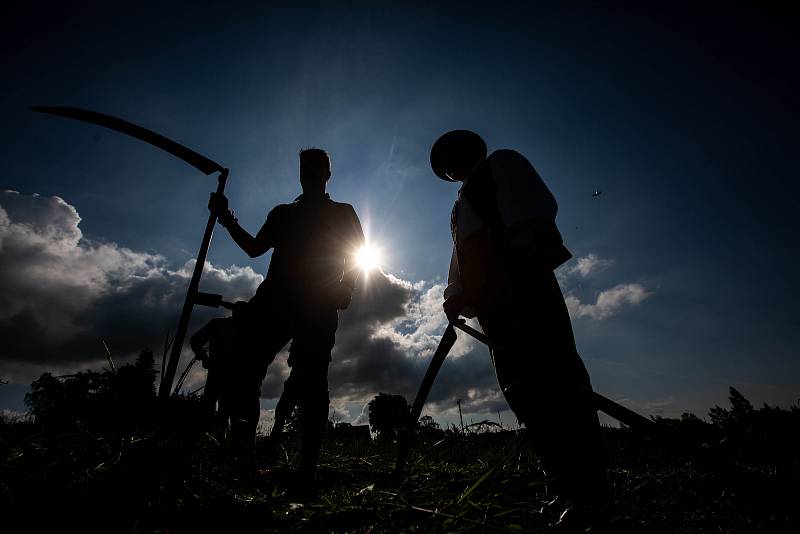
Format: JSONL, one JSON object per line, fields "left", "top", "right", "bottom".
{"left": 233, "top": 291, "right": 338, "bottom": 474}
{"left": 477, "top": 266, "right": 607, "bottom": 503}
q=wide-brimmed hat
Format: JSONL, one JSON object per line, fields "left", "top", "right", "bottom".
{"left": 430, "top": 130, "right": 487, "bottom": 181}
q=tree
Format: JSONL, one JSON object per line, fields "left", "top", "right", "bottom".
{"left": 709, "top": 387, "right": 754, "bottom": 429}
{"left": 367, "top": 393, "right": 409, "bottom": 439}
{"left": 24, "top": 349, "right": 158, "bottom": 433}
{"left": 418, "top": 415, "right": 439, "bottom": 431}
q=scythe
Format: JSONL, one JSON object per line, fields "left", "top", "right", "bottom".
{"left": 394, "top": 319, "right": 656, "bottom": 478}
{"left": 31, "top": 106, "right": 228, "bottom": 399}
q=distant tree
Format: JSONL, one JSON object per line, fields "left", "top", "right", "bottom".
{"left": 25, "top": 370, "right": 110, "bottom": 430}
{"left": 25, "top": 349, "right": 158, "bottom": 433}
{"left": 368, "top": 393, "right": 409, "bottom": 439}
{"left": 680, "top": 412, "right": 702, "bottom": 423}
{"left": 112, "top": 349, "right": 159, "bottom": 431}
{"left": 709, "top": 387, "right": 754, "bottom": 429}
{"left": 418, "top": 415, "right": 439, "bottom": 431}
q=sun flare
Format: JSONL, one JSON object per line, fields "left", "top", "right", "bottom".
{"left": 355, "top": 244, "right": 382, "bottom": 272}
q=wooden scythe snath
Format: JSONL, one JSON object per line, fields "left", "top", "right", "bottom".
{"left": 394, "top": 319, "right": 657, "bottom": 479}
{"left": 30, "top": 106, "right": 228, "bottom": 399}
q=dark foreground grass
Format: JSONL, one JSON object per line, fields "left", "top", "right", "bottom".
{"left": 3, "top": 412, "right": 798, "bottom": 533}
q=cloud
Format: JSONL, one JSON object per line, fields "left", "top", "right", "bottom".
{"left": 1, "top": 408, "right": 29, "bottom": 422}
{"left": 562, "top": 253, "right": 613, "bottom": 278}
{"left": 565, "top": 283, "right": 650, "bottom": 320}
{"left": 556, "top": 253, "right": 651, "bottom": 321}
{"left": 5, "top": 191, "right": 634, "bottom": 420}
{"left": 320, "top": 274, "right": 492, "bottom": 411}
{"left": 0, "top": 190, "right": 262, "bottom": 380}
{"left": 0, "top": 191, "right": 497, "bottom": 417}
{"left": 351, "top": 402, "right": 371, "bottom": 426}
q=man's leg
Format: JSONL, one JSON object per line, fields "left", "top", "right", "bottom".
{"left": 226, "top": 301, "right": 291, "bottom": 470}
{"left": 294, "top": 361, "right": 330, "bottom": 479}
{"left": 272, "top": 373, "right": 297, "bottom": 436}
{"left": 480, "top": 269, "right": 608, "bottom": 508}
{"left": 289, "top": 307, "right": 338, "bottom": 481}
{"left": 201, "top": 367, "right": 220, "bottom": 416}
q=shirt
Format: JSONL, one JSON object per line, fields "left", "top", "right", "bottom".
{"left": 445, "top": 150, "right": 571, "bottom": 306}
{"left": 254, "top": 193, "right": 365, "bottom": 302}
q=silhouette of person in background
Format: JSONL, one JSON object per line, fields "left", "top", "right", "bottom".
{"left": 190, "top": 301, "right": 256, "bottom": 448}
{"left": 208, "top": 148, "right": 365, "bottom": 482}
{"left": 430, "top": 130, "right": 609, "bottom": 523}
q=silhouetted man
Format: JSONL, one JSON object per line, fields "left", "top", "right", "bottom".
{"left": 208, "top": 148, "right": 365, "bottom": 480}
{"left": 189, "top": 302, "right": 257, "bottom": 448}
{"left": 430, "top": 130, "right": 608, "bottom": 521}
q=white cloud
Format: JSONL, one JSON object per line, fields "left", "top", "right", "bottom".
{"left": 565, "top": 283, "right": 650, "bottom": 320}
{"left": 1, "top": 408, "right": 29, "bottom": 421}
{"left": 351, "top": 402, "right": 371, "bottom": 426}
{"left": 565, "top": 253, "right": 613, "bottom": 278}
{"left": 0, "top": 190, "right": 262, "bottom": 380}
{"left": 372, "top": 282, "right": 475, "bottom": 360}
{"left": 556, "top": 252, "right": 651, "bottom": 321}
{"left": 0, "top": 191, "right": 541, "bottom": 419}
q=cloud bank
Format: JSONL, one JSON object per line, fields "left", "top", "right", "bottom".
{"left": 565, "top": 283, "right": 650, "bottom": 320}
{"left": 0, "top": 190, "right": 262, "bottom": 379}
{"left": 0, "top": 191, "right": 651, "bottom": 421}
{"left": 558, "top": 253, "right": 651, "bottom": 321}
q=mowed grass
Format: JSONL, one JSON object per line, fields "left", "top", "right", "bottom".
{"left": 159, "top": 427, "right": 797, "bottom": 533}
{"left": 3, "top": 405, "right": 799, "bottom": 532}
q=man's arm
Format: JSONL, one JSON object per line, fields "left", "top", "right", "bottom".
{"left": 209, "top": 192, "right": 274, "bottom": 258}
{"left": 443, "top": 246, "right": 465, "bottom": 320}
{"left": 443, "top": 246, "right": 479, "bottom": 320}
{"left": 190, "top": 320, "right": 217, "bottom": 362}
{"left": 336, "top": 205, "right": 366, "bottom": 309}
{"left": 342, "top": 206, "right": 366, "bottom": 289}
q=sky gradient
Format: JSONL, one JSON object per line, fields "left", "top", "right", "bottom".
{"left": 2, "top": 2, "right": 798, "bottom": 426}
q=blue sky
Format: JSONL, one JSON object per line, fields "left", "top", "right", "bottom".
{"left": 1, "top": 2, "right": 798, "bottom": 424}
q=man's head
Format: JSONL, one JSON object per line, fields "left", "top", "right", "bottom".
{"left": 430, "top": 130, "right": 487, "bottom": 182}
{"left": 299, "top": 148, "right": 331, "bottom": 192}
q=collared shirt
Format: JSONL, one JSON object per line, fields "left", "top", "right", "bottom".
{"left": 254, "top": 193, "right": 365, "bottom": 302}
{"left": 445, "top": 150, "right": 570, "bottom": 307}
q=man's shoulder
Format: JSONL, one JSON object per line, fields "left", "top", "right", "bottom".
{"left": 486, "top": 149, "right": 540, "bottom": 179}
{"left": 469, "top": 150, "right": 528, "bottom": 183}
{"left": 325, "top": 196, "right": 354, "bottom": 209}
{"left": 326, "top": 198, "right": 359, "bottom": 217}
{"left": 276, "top": 195, "right": 358, "bottom": 220}
{"left": 269, "top": 202, "right": 293, "bottom": 212}
{"left": 267, "top": 202, "right": 294, "bottom": 219}
{"left": 487, "top": 149, "right": 527, "bottom": 164}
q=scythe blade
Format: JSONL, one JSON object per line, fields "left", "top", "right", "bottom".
{"left": 30, "top": 106, "right": 224, "bottom": 175}
{"left": 31, "top": 106, "right": 228, "bottom": 399}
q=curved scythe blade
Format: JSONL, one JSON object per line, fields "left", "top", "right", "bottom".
{"left": 30, "top": 106, "right": 224, "bottom": 175}
{"left": 31, "top": 105, "right": 229, "bottom": 399}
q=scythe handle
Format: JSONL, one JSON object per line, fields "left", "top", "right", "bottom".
{"left": 159, "top": 169, "right": 229, "bottom": 398}
{"left": 394, "top": 323, "right": 458, "bottom": 478}
{"left": 451, "top": 319, "right": 657, "bottom": 433}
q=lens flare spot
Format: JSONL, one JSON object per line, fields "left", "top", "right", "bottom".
{"left": 355, "top": 244, "right": 382, "bottom": 272}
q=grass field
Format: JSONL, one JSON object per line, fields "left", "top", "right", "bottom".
{"left": 2, "top": 360, "right": 798, "bottom": 532}
{"left": 2, "top": 411, "right": 798, "bottom": 533}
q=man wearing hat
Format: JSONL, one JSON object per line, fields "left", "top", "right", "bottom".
{"left": 430, "top": 130, "right": 608, "bottom": 517}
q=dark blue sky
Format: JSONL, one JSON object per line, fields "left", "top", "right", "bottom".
{"left": 2, "top": 2, "right": 798, "bottom": 420}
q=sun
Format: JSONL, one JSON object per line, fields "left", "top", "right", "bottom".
{"left": 355, "top": 243, "right": 382, "bottom": 272}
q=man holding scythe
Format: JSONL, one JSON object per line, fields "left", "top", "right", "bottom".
{"left": 430, "top": 130, "right": 609, "bottom": 520}
{"left": 208, "top": 148, "right": 365, "bottom": 481}
{"left": 29, "top": 108, "right": 364, "bottom": 481}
